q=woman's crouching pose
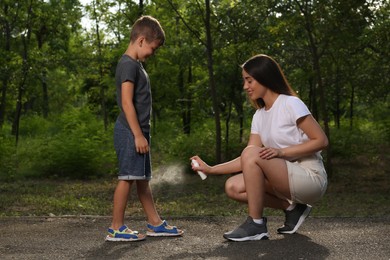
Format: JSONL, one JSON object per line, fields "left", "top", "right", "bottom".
{"left": 191, "top": 54, "right": 328, "bottom": 242}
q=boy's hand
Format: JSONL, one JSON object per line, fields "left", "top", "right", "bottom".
{"left": 135, "top": 135, "right": 149, "bottom": 154}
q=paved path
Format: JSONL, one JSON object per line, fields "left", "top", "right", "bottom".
{"left": 0, "top": 216, "right": 389, "bottom": 259}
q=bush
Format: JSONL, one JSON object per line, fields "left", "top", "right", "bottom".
{"left": 18, "top": 114, "right": 50, "bottom": 137}
{"left": 152, "top": 117, "right": 246, "bottom": 171}
{"left": 331, "top": 118, "right": 389, "bottom": 160}
{"left": 3, "top": 107, "right": 117, "bottom": 180}
{"left": 0, "top": 129, "right": 17, "bottom": 180}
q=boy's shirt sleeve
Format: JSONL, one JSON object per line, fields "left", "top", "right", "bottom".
{"left": 119, "top": 60, "right": 138, "bottom": 85}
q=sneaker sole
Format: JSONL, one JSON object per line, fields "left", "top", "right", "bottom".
{"left": 146, "top": 230, "right": 184, "bottom": 237}
{"left": 278, "top": 205, "right": 312, "bottom": 234}
{"left": 225, "top": 232, "right": 269, "bottom": 242}
{"left": 105, "top": 235, "right": 146, "bottom": 242}
{"left": 224, "top": 230, "right": 233, "bottom": 236}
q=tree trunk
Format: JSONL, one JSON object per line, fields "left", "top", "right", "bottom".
{"left": 349, "top": 84, "right": 355, "bottom": 129}
{"left": 184, "top": 64, "right": 193, "bottom": 135}
{"left": 42, "top": 69, "right": 49, "bottom": 118}
{"left": 225, "top": 100, "right": 232, "bottom": 160}
{"left": 178, "top": 67, "right": 189, "bottom": 134}
{"left": 205, "top": 0, "right": 221, "bottom": 163}
{"left": 93, "top": 0, "right": 108, "bottom": 130}
{"left": 12, "top": 1, "right": 33, "bottom": 145}
{"left": 0, "top": 78, "right": 7, "bottom": 128}
{"left": 308, "top": 77, "right": 318, "bottom": 119}
{"left": 333, "top": 65, "right": 341, "bottom": 129}
{"left": 176, "top": 16, "right": 191, "bottom": 135}
{"left": 138, "top": 0, "right": 144, "bottom": 17}
{"left": 37, "top": 31, "right": 49, "bottom": 118}
{"left": 0, "top": 3, "right": 12, "bottom": 128}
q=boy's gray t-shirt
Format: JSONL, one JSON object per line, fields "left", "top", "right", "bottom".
{"left": 115, "top": 55, "right": 151, "bottom": 133}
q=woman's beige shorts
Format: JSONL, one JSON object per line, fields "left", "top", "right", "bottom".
{"left": 285, "top": 155, "right": 327, "bottom": 204}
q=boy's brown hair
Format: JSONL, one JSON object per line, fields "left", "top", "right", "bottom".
{"left": 130, "top": 15, "right": 165, "bottom": 46}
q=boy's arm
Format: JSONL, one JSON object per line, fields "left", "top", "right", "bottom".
{"left": 121, "top": 81, "right": 149, "bottom": 154}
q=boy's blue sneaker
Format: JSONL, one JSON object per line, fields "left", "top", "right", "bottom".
{"left": 146, "top": 220, "right": 184, "bottom": 237}
{"left": 105, "top": 225, "right": 146, "bottom": 242}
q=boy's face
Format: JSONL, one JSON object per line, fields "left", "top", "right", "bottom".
{"left": 137, "top": 38, "right": 161, "bottom": 62}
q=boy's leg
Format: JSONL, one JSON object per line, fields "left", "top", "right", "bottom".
{"left": 111, "top": 180, "right": 133, "bottom": 229}
{"left": 137, "top": 180, "right": 184, "bottom": 236}
{"left": 106, "top": 179, "right": 146, "bottom": 241}
{"left": 136, "top": 180, "right": 161, "bottom": 226}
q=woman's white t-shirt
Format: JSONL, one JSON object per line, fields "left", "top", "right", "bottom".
{"left": 251, "top": 94, "right": 327, "bottom": 204}
{"left": 250, "top": 94, "right": 311, "bottom": 149}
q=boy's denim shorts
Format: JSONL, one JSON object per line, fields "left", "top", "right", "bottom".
{"left": 113, "top": 120, "right": 151, "bottom": 180}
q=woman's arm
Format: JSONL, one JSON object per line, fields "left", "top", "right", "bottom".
{"left": 260, "top": 115, "right": 328, "bottom": 161}
{"left": 191, "top": 133, "right": 263, "bottom": 175}
{"left": 281, "top": 115, "right": 328, "bottom": 160}
{"left": 190, "top": 156, "right": 241, "bottom": 175}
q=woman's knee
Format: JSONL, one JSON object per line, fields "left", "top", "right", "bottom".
{"left": 241, "top": 146, "right": 260, "bottom": 166}
{"left": 225, "top": 175, "right": 244, "bottom": 200}
{"left": 224, "top": 178, "right": 236, "bottom": 198}
{"left": 241, "top": 145, "right": 257, "bottom": 156}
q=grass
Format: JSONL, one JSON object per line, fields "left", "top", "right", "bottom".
{"left": 0, "top": 154, "right": 388, "bottom": 218}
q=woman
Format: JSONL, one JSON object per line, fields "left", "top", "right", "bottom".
{"left": 191, "top": 54, "right": 328, "bottom": 242}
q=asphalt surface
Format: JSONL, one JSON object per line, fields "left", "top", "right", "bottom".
{"left": 0, "top": 216, "right": 389, "bottom": 259}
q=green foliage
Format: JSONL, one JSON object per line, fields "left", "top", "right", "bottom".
{"left": 37, "top": 108, "right": 115, "bottom": 179}
{"left": 331, "top": 117, "right": 389, "bottom": 160}
{"left": 0, "top": 126, "right": 17, "bottom": 179}
{"left": 152, "top": 117, "right": 216, "bottom": 167}
{"left": 0, "top": 108, "right": 117, "bottom": 180}
{"left": 18, "top": 114, "right": 50, "bottom": 137}
{"left": 152, "top": 114, "right": 248, "bottom": 170}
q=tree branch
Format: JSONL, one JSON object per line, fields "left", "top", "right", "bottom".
{"left": 165, "top": 0, "right": 206, "bottom": 46}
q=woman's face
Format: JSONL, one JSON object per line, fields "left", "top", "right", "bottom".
{"left": 242, "top": 69, "right": 266, "bottom": 100}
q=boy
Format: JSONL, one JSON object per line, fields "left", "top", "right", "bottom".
{"left": 106, "top": 16, "right": 183, "bottom": 242}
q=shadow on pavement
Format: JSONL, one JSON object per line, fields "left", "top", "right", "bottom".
{"left": 166, "top": 234, "right": 329, "bottom": 260}
{"left": 84, "top": 233, "right": 329, "bottom": 260}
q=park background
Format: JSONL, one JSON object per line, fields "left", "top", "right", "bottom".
{"left": 0, "top": 0, "right": 389, "bottom": 218}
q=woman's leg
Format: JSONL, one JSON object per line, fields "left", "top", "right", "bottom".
{"left": 225, "top": 174, "right": 247, "bottom": 202}
{"left": 240, "top": 146, "right": 290, "bottom": 219}
{"left": 225, "top": 173, "right": 290, "bottom": 210}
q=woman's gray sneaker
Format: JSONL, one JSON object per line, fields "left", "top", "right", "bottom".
{"left": 223, "top": 216, "right": 269, "bottom": 242}
{"left": 277, "top": 204, "right": 312, "bottom": 234}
